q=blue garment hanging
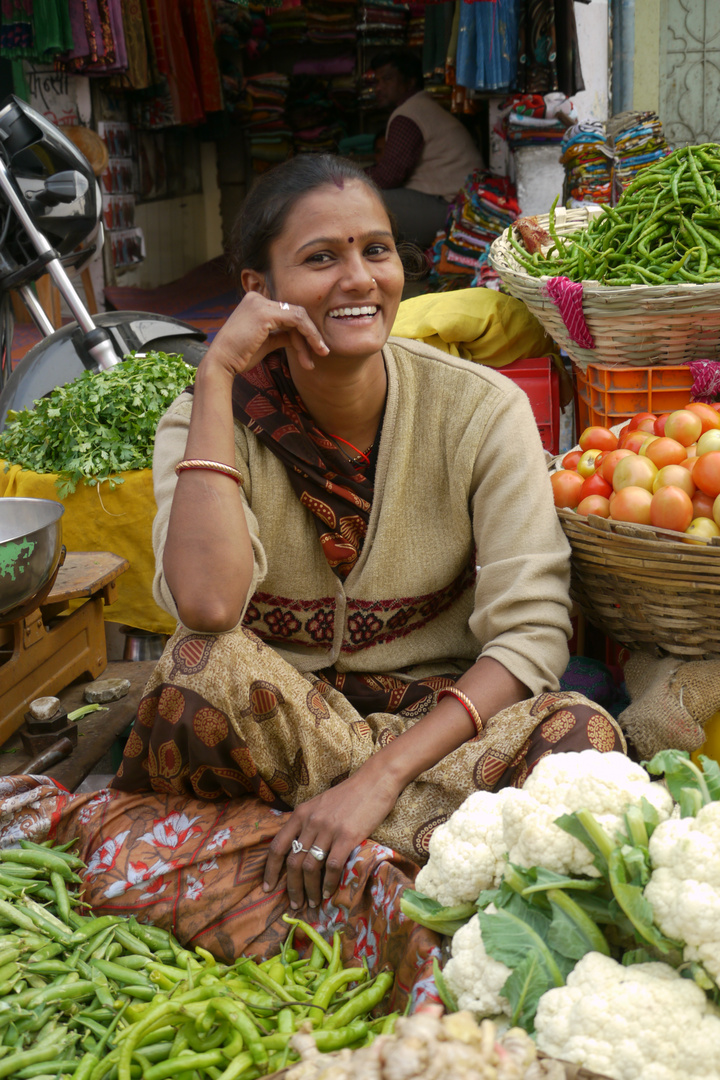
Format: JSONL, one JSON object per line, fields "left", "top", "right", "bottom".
{"left": 456, "top": 0, "right": 520, "bottom": 93}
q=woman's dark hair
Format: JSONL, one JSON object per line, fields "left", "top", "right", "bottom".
{"left": 229, "top": 155, "right": 391, "bottom": 285}
{"left": 228, "top": 153, "right": 428, "bottom": 287}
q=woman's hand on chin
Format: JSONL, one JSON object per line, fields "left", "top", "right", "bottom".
{"left": 262, "top": 767, "right": 400, "bottom": 910}
{"left": 203, "top": 292, "right": 329, "bottom": 379}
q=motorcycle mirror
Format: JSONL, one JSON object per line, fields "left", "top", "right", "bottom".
{"left": 36, "top": 170, "right": 89, "bottom": 206}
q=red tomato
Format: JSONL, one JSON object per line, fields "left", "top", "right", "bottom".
{"left": 680, "top": 456, "right": 699, "bottom": 474}
{"left": 650, "top": 486, "right": 694, "bottom": 532}
{"left": 562, "top": 450, "right": 583, "bottom": 471}
{"left": 578, "top": 426, "right": 619, "bottom": 452}
{"left": 693, "top": 490, "right": 716, "bottom": 519}
{"left": 697, "top": 429, "right": 720, "bottom": 455}
{"left": 685, "top": 402, "right": 720, "bottom": 433}
{"left": 644, "top": 437, "right": 688, "bottom": 469}
{"left": 577, "top": 495, "right": 611, "bottom": 518}
{"left": 619, "top": 429, "right": 654, "bottom": 454}
{"left": 577, "top": 448, "right": 603, "bottom": 477}
{"left": 627, "top": 412, "right": 657, "bottom": 431}
{"left": 653, "top": 464, "right": 696, "bottom": 498}
{"left": 714, "top": 494, "right": 720, "bottom": 529}
{"left": 551, "top": 470, "right": 585, "bottom": 508}
{"left": 653, "top": 413, "right": 670, "bottom": 436}
{"left": 613, "top": 454, "right": 658, "bottom": 493}
{"left": 664, "top": 409, "right": 703, "bottom": 447}
{"left": 600, "top": 448, "right": 635, "bottom": 485}
{"left": 579, "top": 473, "right": 613, "bottom": 500}
{"left": 692, "top": 451, "right": 720, "bottom": 498}
{"left": 610, "top": 486, "right": 653, "bottom": 525}
{"left": 684, "top": 517, "right": 720, "bottom": 543}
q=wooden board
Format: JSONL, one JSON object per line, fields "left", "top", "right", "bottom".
{"left": 0, "top": 659, "right": 155, "bottom": 791}
{"left": 47, "top": 551, "right": 129, "bottom": 604}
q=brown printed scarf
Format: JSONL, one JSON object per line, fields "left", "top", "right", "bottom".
{"left": 191, "top": 352, "right": 375, "bottom": 579}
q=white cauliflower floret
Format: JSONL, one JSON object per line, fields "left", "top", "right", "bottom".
{"left": 535, "top": 952, "right": 720, "bottom": 1080}
{"left": 441, "top": 910, "right": 511, "bottom": 1018}
{"left": 415, "top": 790, "right": 514, "bottom": 906}
{"left": 503, "top": 750, "right": 674, "bottom": 878}
{"left": 645, "top": 801, "right": 720, "bottom": 983}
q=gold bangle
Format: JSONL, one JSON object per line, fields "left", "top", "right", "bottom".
{"left": 175, "top": 459, "right": 244, "bottom": 486}
{"left": 438, "top": 687, "right": 484, "bottom": 737}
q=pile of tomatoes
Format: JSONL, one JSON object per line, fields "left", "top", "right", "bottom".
{"left": 552, "top": 402, "right": 720, "bottom": 540}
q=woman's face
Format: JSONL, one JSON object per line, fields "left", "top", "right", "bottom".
{"left": 263, "top": 180, "right": 404, "bottom": 365}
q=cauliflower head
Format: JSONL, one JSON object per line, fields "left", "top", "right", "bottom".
{"left": 645, "top": 801, "right": 720, "bottom": 983}
{"left": 503, "top": 750, "right": 674, "bottom": 878}
{"left": 414, "top": 790, "right": 514, "bottom": 906}
{"left": 535, "top": 952, "right": 720, "bottom": 1080}
{"left": 441, "top": 910, "right": 512, "bottom": 1019}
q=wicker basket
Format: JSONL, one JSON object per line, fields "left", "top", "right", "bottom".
{"left": 557, "top": 507, "right": 720, "bottom": 659}
{"left": 489, "top": 206, "right": 720, "bottom": 372}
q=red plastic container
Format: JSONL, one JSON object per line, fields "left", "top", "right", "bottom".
{"left": 500, "top": 355, "right": 561, "bottom": 455}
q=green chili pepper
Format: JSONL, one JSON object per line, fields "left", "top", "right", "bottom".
{"left": 324, "top": 970, "right": 394, "bottom": 1030}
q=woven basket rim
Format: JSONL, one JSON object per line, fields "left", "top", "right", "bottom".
{"left": 556, "top": 507, "right": 720, "bottom": 555}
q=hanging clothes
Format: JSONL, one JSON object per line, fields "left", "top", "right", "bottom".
{"left": 517, "top": 0, "right": 585, "bottom": 97}
{"left": 0, "top": 0, "right": 73, "bottom": 59}
{"left": 456, "top": 0, "right": 519, "bottom": 93}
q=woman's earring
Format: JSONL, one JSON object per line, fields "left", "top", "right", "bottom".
{"left": 372, "top": 278, "right": 377, "bottom": 285}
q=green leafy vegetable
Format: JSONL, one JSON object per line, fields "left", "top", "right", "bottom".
{"left": 399, "top": 890, "right": 476, "bottom": 937}
{"left": 0, "top": 352, "right": 196, "bottom": 496}
{"left": 501, "top": 954, "right": 546, "bottom": 1032}
{"left": 644, "top": 749, "right": 720, "bottom": 813}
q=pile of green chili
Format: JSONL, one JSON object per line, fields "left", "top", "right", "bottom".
{"left": 0, "top": 841, "right": 396, "bottom": 1080}
{"left": 507, "top": 143, "right": 720, "bottom": 286}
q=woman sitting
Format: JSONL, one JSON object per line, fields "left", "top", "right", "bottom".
{"left": 113, "top": 154, "right": 624, "bottom": 912}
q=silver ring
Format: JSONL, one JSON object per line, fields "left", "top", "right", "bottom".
{"left": 291, "top": 839, "right": 308, "bottom": 855}
{"left": 279, "top": 302, "right": 290, "bottom": 311}
{"left": 309, "top": 845, "right": 327, "bottom": 862}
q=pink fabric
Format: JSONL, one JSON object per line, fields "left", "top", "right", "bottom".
{"left": 689, "top": 360, "right": 720, "bottom": 404}
{"left": 545, "top": 275, "right": 595, "bottom": 349}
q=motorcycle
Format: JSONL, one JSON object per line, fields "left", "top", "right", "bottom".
{"left": 0, "top": 95, "right": 208, "bottom": 430}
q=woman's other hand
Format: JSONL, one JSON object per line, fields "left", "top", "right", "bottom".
{"left": 206, "top": 292, "right": 329, "bottom": 378}
{"left": 263, "top": 767, "right": 400, "bottom": 909}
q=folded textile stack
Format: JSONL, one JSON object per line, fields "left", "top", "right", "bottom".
{"left": 429, "top": 170, "right": 520, "bottom": 291}
{"left": 408, "top": 2, "right": 425, "bottom": 48}
{"left": 265, "top": 5, "right": 308, "bottom": 45}
{"left": 239, "top": 73, "right": 292, "bottom": 172}
{"left": 560, "top": 111, "right": 670, "bottom": 206}
{"left": 357, "top": 0, "right": 409, "bottom": 48}
{"left": 306, "top": 0, "right": 357, "bottom": 44}
{"left": 560, "top": 120, "right": 612, "bottom": 204}
{"left": 609, "top": 110, "right": 671, "bottom": 191}
{"left": 501, "top": 92, "right": 574, "bottom": 148}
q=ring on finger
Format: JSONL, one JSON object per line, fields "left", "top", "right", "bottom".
{"left": 279, "top": 302, "right": 290, "bottom": 311}
{"left": 309, "top": 845, "right": 327, "bottom": 862}
{"left": 291, "top": 839, "right": 309, "bottom": 855}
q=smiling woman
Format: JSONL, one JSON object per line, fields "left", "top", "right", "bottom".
{"left": 112, "top": 154, "right": 626, "bottom": 918}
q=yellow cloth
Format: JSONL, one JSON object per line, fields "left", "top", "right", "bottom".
{"left": 0, "top": 463, "right": 174, "bottom": 635}
{"left": 391, "top": 287, "right": 556, "bottom": 367}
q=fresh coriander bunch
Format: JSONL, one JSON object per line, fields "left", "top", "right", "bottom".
{"left": 0, "top": 351, "right": 196, "bottom": 497}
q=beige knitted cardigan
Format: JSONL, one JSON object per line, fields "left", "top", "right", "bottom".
{"left": 151, "top": 337, "right": 572, "bottom": 695}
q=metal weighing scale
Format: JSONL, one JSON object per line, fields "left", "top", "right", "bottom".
{"left": 0, "top": 497, "right": 128, "bottom": 744}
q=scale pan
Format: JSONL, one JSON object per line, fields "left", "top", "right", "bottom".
{"left": 0, "top": 498, "right": 64, "bottom": 621}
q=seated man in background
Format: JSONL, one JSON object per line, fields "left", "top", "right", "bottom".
{"left": 366, "top": 50, "right": 483, "bottom": 249}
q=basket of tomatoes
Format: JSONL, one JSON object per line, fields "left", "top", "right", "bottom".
{"left": 551, "top": 401, "right": 720, "bottom": 659}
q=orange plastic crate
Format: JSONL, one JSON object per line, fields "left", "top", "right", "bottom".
{"left": 573, "top": 363, "right": 694, "bottom": 430}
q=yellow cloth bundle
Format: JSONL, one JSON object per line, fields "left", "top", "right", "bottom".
{"left": 391, "top": 287, "right": 556, "bottom": 367}
{"left": 0, "top": 462, "right": 174, "bottom": 635}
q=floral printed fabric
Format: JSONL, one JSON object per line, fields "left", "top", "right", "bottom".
{"left": 114, "top": 625, "right": 626, "bottom": 865}
{"left": 0, "top": 775, "right": 441, "bottom": 1013}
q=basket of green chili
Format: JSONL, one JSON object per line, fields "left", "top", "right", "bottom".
{"left": 489, "top": 144, "right": 720, "bottom": 372}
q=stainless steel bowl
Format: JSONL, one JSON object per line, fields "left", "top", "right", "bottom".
{"left": 0, "top": 497, "right": 64, "bottom": 620}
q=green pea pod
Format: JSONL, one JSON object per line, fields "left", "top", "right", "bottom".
{"left": 19, "top": 841, "right": 85, "bottom": 870}
{"left": 91, "top": 959, "right": 154, "bottom": 988}
{"left": 69, "top": 916, "right": 124, "bottom": 944}
{"left": 0, "top": 849, "right": 78, "bottom": 882}
{"left": 0, "top": 1044, "right": 66, "bottom": 1078}
{"left": 111, "top": 926, "right": 154, "bottom": 958}
{"left": 70, "top": 1052, "right": 99, "bottom": 1080}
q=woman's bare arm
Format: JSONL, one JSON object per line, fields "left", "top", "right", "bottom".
{"left": 161, "top": 293, "right": 328, "bottom": 631}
